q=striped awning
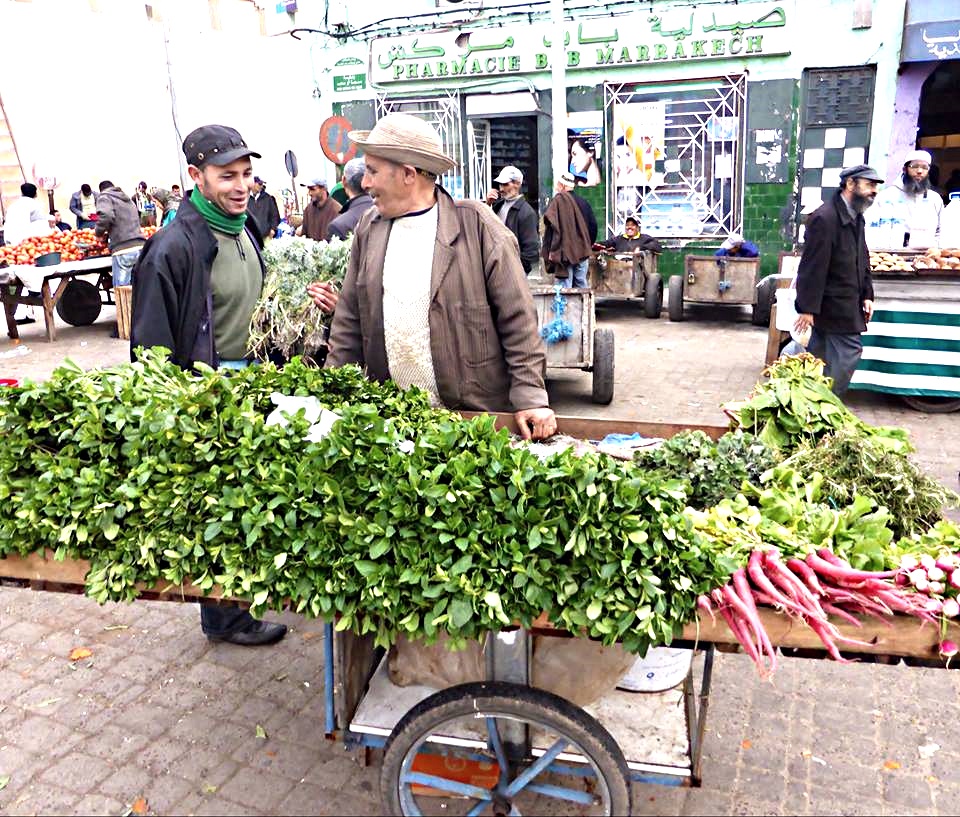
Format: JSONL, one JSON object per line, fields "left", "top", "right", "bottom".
{"left": 850, "top": 300, "right": 960, "bottom": 397}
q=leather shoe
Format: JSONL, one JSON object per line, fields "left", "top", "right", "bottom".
{"left": 206, "top": 620, "right": 287, "bottom": 646}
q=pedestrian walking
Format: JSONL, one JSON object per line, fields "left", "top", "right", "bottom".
{"left": 130, "top": 123, "right": 289, "bottom": 646}
{"left": 326, "top": 113, "right": 557, "bottom": 441}
{"left": 794, "top": 164, "right": 881, "bottom": 396}
{"left": 247, "top": 176, "right": 281, "bottom": 239}
{"left": 542, "top": 172, "right": 592, "bottom": 287}
{"left": 298, "top": 177, "right": 340, "bottom": 241}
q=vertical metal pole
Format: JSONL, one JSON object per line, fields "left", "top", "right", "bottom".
{"left": 550, "top": 0, "right": 567, "bottom": 189}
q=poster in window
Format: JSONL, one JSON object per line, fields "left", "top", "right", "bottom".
{"left": 567, "top": 112, "right": 603, "bottom": 188}
{"left": 613, "top": 101, "right": 666, "bottom": 189}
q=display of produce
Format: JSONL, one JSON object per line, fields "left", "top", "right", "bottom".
{"left": 0, "top": 351, "right": 957, "bottom": 671}
{"left": 0, "top": 226, "right": 158, "bottom": 266}
{"left": 247, "top": 235, "right": 351, "bottom": 360}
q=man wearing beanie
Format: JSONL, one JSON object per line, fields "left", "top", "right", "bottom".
{"left": 874, "top": 149, "right": 943, "bottom": 250}
{"left": 130, "top": 123, "right": 288, "bottom": 647}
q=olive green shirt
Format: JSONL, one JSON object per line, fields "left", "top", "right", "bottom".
{"left": 211, "top": 229, "right": 261, "bottom": 361}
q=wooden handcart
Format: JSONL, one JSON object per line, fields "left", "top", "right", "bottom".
{"left": 669, "top": 255, "right": 763, "bottom": 324}
{"left": 587, "top": 250, "right": 663, "bottom": 318}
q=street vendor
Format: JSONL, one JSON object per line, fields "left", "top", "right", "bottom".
{"left": 325, "top": 113, "right": 558, "bottom": 441}
{"left": 600, "top": 215, "right": 662, "bottom": 254}
{"left": 873, "top": 149, "right": 943, "bottom": 250}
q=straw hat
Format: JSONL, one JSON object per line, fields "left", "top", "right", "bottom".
{"left": 349, "top": 113, "right": 456, "bottom": 176}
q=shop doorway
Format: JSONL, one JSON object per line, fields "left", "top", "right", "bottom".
{"left": 918, "top": 61, "right": 960, "bottom": 200}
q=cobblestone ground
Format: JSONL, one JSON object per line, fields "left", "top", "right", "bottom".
{"left": 1, "top": 299, "right": 958, "bottom": 816}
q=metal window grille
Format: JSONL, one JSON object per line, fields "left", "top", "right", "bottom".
{"left": 603, "top": 74, "right": 747, "bottom": 242}
{"left": 375, "top": 91, "right": 465, "bottom": 199}
{"left": 467, "top": 119, "right": 491, "bottom": 201}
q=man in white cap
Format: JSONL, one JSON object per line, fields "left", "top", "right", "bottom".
{"left": 325, "top": 113, "right": 557, "bottom": 441}
{"left": 541, "top": 171, "right": 592, "bottom": 286}
{"left": 484, "top": 165, "right": 540, "bottom": 274}
{"left": 873, "top": 149, "right": 942, "bottom": 249}
{"left": 714, "top": 232, "right": 759, "bottom": 258}
{"left": 794, "top": 164, "right": 881, "bottom": 396}
{"left": 298, "top": 177, "right": 341, "bottom": 241}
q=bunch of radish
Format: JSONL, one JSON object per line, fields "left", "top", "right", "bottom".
{"left": 897, "top": 552, "right": 960, "bottom": 658}
{"left": 699, "top": 547, "right": 946, "bottom": 677}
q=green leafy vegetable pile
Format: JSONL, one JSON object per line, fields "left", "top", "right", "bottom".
{"left": 633, "top": 429, "right": 778, "bottom": 510}
{"left": 247, "top": 235, "right": 351, "bottom": 361}
{"left": 723, "top": 354, "right": 911, "bottom": 454}
{"left": 0, "top": 349, "right": 740, "bottom": 655}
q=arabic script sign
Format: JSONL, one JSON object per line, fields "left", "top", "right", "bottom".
{"left": 901, "top": 19, "right": 960, "bottom": 63}
{"left": 370, "top": 2, "right": 792, "bottom": 84}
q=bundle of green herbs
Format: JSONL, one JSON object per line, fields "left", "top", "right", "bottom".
{"left": 633, "top": 429, "right": 778, "bottom": 509}
{"left": 780, "top": 429, "right": 958, "bottom": 540}
{"left": 247, "top": 235, "right": 351, "bottom": 360}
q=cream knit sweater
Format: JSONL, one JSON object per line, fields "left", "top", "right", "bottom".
{"left": 382, "top": 206, "right": 442, "bottom": 406}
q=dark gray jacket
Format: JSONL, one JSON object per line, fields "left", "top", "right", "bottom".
{"left": 327, "top": 193, "right": 374, "bottom": 240}
{"left": 95, "top": 188, "right": 145, "bottom": 252}
{"left": 491, "top": 196, "right": 540, "bottom": 273}
{"left": 795, "top": 190, "right": 873, "bottom": 335}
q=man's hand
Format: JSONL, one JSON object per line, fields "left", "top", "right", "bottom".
{"left": 863, "top": 299, "right": 874, "bottom": 322}
{"left": 485, "top": 189, "right": 500, "bottom": 206}
{"left": 514, "top": 407, "right": 558, "bottom": 441}
{"left": 794, "top": 312, "right": 814, "bottom": 334}
{"left": 307, "top": 281, "right": 339, "bottom": 314}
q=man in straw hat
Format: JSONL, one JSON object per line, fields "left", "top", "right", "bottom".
{"left": 325, "top": 113, "right": 557, "bottom": 440}
{"left": 794, "top": 164, "right": 881, "bottom": 396}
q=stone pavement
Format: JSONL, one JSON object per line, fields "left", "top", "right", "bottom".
{"left": 1, "top": 298, "right": 959, "bottom": 816}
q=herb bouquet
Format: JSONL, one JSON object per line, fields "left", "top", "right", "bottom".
{"left": 247, "top": 235, "right": 352, "bottom": 360}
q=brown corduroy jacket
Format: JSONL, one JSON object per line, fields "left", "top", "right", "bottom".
{"left": 325, "top": 186, "right": 549, "bottom": 412}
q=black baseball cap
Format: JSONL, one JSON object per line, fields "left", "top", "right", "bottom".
{"left": 839, "top": 164, "right": 883, "bottom": 183}
{"left": 182, "top": 124, "right": 261, "bottom": 168}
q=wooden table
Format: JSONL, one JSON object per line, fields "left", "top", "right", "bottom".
{"left": 0, "top": 256, "right": 114, "bottom": 342}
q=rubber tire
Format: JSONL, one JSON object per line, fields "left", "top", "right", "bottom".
{"left": 643, "top": 273, "right": 663, "bottom": 318}
{"left": 751, "top": 277, "right": 776, "bottom": 327}
{"left": 901, "top": 395, "right": 960, "bottom": 414}
{"left": 55, "top": 280, "right": 102, "bottom": 326}
{"left": 667, "top": 275, "right": 684, "bottom": 322}
{"left": 379, "top": 681, "right": 633, "bottom": 817}
{"left": 591, "top": 328, "right": 615, "bottom": 405}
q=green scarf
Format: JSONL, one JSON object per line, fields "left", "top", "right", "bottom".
{"left": 190, "top": 187, "right": 247, "bottom": 235}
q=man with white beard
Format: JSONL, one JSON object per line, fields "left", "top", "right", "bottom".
{"left": 793, "top": 164, "right": 882, "bottom": 397}
{"left": 874, "top": 149, "right": 942, "bottom": 250}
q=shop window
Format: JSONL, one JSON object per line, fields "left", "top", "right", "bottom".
{"left": 604, "top": 75, "right": 747, "bottom": 242}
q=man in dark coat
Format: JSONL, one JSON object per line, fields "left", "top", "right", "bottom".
{"left": 326, "top": 158, "right": 373, "bottom": 241}
{"left": 794, "top": 164, "right": 881, "bottom": 396}
{"left": 131, "top": 123, "right": 288, "bottom": 646}
{"left": 246, "top": 176, "right": 280, "bottom": 238}
{"left": 542, "top": 172, "right": 592, "bottom": 285}
{"left": 485, "top": 165, "right": 540, "bottom": 274}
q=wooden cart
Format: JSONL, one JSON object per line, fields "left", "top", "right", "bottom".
{"left": 2, "top": 412, "right": 957, "bottom": 816}
{"left": 587, "top": 251, "right": 663, "bottom": 318}
{"left": 669, "top": 255, "right": 763, "bottom": 324}
{"left": 530, "top": 284, "right": 615, "bottom": 404}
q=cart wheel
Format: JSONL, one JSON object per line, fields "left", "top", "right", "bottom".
{"left": 667, "top": 275, "right": 684, "bottom": 322}
{"left": 901, "top": 395, "right": 960, "bottom": 414}
{"left": 751, "top": 277, "right": 776, "bottom": 327}
{"left": 591, "top": 328, "right": 615, "bottom": 405}
{"left": 380, "top": 681, "right": 632, "bottom": 817}
{"left": 55, "top": 280, "right": 102, "bottom": 326}
{"left": 643, "top": 273, "right": 663, "bottom": 318}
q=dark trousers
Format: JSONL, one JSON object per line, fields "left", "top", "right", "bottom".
{"left": 200, "top": 604, "right": 257, "bottom": 636}
{"left": 808, "top": 328, "right": 863, "bottom": 396}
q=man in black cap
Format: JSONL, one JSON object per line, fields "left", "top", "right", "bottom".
{"left": 794, "top": 164, "right": 882, "bottom": 396}
{"left": 247, "top": 176, "right": 280, "bottom": 239}
{"left": 130, "top": 123, "right": 287, "bottom": 646}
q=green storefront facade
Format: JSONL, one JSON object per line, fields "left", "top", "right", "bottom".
{"left": 315, "top": 0, "right": 908, "bottom": 279}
